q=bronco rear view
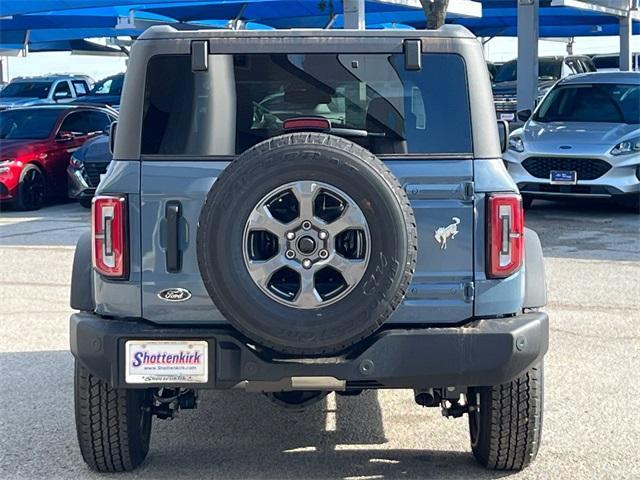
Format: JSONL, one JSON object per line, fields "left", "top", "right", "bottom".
{"left": 70, "top": 25, "right": 548, "bottom": 473}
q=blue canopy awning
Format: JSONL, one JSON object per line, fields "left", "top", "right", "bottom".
{"left": 1, "top": 0, "right": 638, "bottom": 51}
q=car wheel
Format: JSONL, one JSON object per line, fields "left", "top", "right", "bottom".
{"left": 522, "top": 195, "right": 534, "bottom": 210}
{"left": 197, "top": 132, "right": 417, "bottom": 355}
{"left": 467, "top": 362, "right": 544, "bottom": 471}
{"left": 79, "top": 198, "right": 92, "bottom": 209}
{"left": 74, "top": 360, "right": 153, "bottom": 472}
{"left": 15, "top": 164, "right": 46, "bottom": 211}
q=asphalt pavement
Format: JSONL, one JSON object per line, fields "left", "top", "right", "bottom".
{"left": 1, "top": 199, "right": 638, "bottom": 479}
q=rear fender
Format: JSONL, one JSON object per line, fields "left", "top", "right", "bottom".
{"left": 524, "top": 228, "right": 547, "bottom": 309}
{"left": 70, "top": 231, "right": 94, "bottom": 312}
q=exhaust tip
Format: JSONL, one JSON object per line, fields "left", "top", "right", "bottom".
{"left": 414, "top": 388, "right": 441, "bottom": 407}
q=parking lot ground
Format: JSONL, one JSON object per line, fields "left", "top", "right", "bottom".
{"left": 1, "top": 199, "right": 639, "bottom": 479}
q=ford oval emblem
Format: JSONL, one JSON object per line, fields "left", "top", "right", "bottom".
{"left": 158, "top": 288, "right": 192, "bottom": 302}
{"left": 559, "top": 145, "right": 572, "bottom": 150}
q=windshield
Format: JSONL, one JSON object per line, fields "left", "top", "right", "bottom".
{"left": 0, "top": 109, "right": 60, "bottom": 139}
{"left": 0, "top": 81, "right": 51, "bottom": 99}
{"left": 534, "top": 84, "right": 640, "bottom": 124}
{"left": 91, "top": 75, "right": 124, "bottom": 96}
{"left": 494, "top": 59, "right": 562, "bottom": 83}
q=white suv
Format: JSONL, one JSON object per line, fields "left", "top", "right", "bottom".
{"left": 0, "top": 75, "right": 92, "bottom": 110}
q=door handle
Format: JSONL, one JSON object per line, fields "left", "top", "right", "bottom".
{"left": 165, "top": 201, "right": 182, "bottom": 273}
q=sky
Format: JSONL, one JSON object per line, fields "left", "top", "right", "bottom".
{"left": 2, "top": 35, "right": 638, "bottom": 83}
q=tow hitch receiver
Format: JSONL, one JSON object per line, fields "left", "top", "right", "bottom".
{"left": 151, "top": 388, "right": 198, "bottom": 419}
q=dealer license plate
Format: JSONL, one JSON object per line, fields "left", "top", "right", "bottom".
{"left": 125, "top": 340, "right": 208, "bottom": 384}
{"left": 550, "top": 170, "right": 577, "bottom": 185}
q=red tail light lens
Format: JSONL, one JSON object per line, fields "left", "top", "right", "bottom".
{"left": 92, "top": 195, "right": 127, "bottom": 278}
{"left": 487, "top": 193, "right": 524, "bottom": 278}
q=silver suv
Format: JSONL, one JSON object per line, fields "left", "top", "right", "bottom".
{"left": 505, "top": 72, "right": 640, "bottom": 209}
{"left": 0, "top": 75, "right": 91, "bottom": 109}
{"left": 70, "top": 26, "right": 548, "bottom": 473}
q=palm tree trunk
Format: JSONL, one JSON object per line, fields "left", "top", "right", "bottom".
{"left": 421, "top": 0, "right": 450, "bottom": 30}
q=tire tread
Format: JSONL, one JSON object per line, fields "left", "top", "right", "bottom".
{"left": 471, "top": 363, "right": 543, "bottom": 471}
{"left": 74, "top": 362, "right": 149, "bottom": 472}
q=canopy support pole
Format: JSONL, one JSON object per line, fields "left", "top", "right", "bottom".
{"left": 344, "top": 0, "right": 365, "bottom": 29}
{"left": 619, "top": 14, "right": 632, "bottom": 71}
{"left": 517, "top": 0, "right": 539, "bottom": 113}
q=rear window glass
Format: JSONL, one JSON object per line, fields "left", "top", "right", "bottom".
{"left": 141, "top": 53, "right": 472, "bottom": 156}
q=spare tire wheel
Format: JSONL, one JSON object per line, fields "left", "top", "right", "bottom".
{"left": 197, "top": 133, "right": 417, "bottom": 355}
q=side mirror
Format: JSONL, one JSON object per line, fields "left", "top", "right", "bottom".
{"left": 497, "top": 120, "right": 509, "bottom": 153}
{"left": 56, "top": 131, "right": 74, "bottom": 142}
{"left": 109, "top": 121, "right": 117, "bottom": 155}
{"left": 517, "top": 109, "right": 532, "bottom": 122}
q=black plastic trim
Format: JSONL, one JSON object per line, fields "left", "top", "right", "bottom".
{"left": 70, "top": 231, "right": 95, "bottom": 312}
{"left": 165, "top": 201, "right": 182, "bottom": 272}
{"left": 70, "top": 311, "right": 549, "bottom": 390}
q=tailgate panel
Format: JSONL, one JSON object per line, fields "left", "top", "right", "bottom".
{"left": 140, "top": 159, "right": 475, "bottom": 325}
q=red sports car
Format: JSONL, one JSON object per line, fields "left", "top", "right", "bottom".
{"left": 0, "top": 105, "right": 117, "bottom": 210}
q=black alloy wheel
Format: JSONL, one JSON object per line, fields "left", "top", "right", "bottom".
{"left": 16, "top": 164, "right": 46, "bottom": 211}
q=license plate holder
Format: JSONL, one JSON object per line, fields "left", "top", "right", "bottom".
{"left": 125, "top": 340, "right": 208, "bottom": 384}
{"left": 550, "top": 170, "right": 577, "bottom": 185}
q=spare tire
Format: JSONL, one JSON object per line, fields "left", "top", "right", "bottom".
{"left": 197, "top": 133, "right": 416, "bottom": 355}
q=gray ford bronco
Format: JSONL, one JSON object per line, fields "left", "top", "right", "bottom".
{"left": 70, "top": 25, "right": 549, "bottom": 473}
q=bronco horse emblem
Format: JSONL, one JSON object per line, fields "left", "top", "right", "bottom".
{"left": 434, "top": 217, "right": 461, "bottom": 250}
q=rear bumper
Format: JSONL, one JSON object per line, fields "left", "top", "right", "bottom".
{"left": 70, "top": 311, "right": 548, "bottom": 391}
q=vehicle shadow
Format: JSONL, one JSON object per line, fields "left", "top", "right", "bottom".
{"left": 143, "top": 388, "right": 499, "bottom": 480}
{"left": 0, "top": 350, "right": 514, "bottom": 480}
{"left": 525, "top": 199, "right": 640, "bottom": 262}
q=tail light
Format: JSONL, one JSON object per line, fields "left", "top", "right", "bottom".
{"left": 92, "top": 195, "right": 127, "bottom": 278}
{"left": 487, "top": 193, "right": 524, "bottom": 278}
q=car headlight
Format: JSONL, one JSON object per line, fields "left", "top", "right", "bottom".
{"left": 611, "top": 137, "right": 640, "bottom": 156}
{"left": 508, "top": 136, "right": 525, "bottom": 153}
{"left": 69, "top": 154, "right": 84, "bottom": 169}
{"left": 0, "top": 158, "right": 14, "bottom": 174}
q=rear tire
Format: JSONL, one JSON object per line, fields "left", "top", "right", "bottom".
{"left": 522, "top": 195, "right": 534, "bottom": 210}
{"left": 467, "top": 362, "right": 543, "bottom": 471}
{"left": 15, "top": 164, "right": 46, "bottom": 211}
{"left": 74, "top": 360, "right": 153, "bottom": 472}
{"left": 79, "top": 198, "right": 92, "bottom": 209}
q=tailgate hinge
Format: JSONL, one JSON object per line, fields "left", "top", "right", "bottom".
{"left": 463, "top": 181, "right": 475, "bottom": 202}
{"left": 463, "top": 282, "right": 475, "bottom": 302}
